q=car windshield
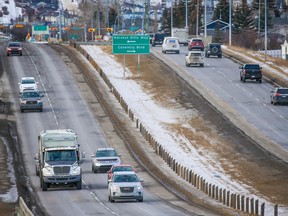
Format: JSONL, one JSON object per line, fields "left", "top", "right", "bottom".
{"left": 278, "top": 89, "right": 288, "bottom": 94}
{"left": 155, "top": 34, "right": 165, "bottom": 40}
{"left": 192, "top": 39, "right": 202, "bottom": 43}
{"left": 113, "top": 174, "right": 139, "bottom": 182}
{"left": 9, "top": 43, "right": 20, "bottom": 47}
{"left": 191, "top": 53, "right": 202, "bottom": 56}
{"left": 96, "top": 149, "right": 117, "bottom": 157}
{"left": 21, "top": 91, "right": 40, "bottom": 98}
{"left": 112, "top": 166, "right": 133, "bottom": 173}
{"left": 245, "top": 64, "right": 260, "bottom": 69}
{"left": 167, "top": 39, "right": 177, "bottom": 43}
{"left": 22, "top": 79, "right": 35, "bottom": 84}
{"left": 45, "top": 150, "right": 77, "bottom": 162}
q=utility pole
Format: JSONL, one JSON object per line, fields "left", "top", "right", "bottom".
{"left": 229, "top": 0, "right": 232, "bottom": 46}
{"left": 145, "top": 0, "right": 150, "bottom": 33}
{"left": 264, "top": 0, "right": 267, "bottom": 61}
{"left": 59, "top": 0, "right": 62, "bottom": 41}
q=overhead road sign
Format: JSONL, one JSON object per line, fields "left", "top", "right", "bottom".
{"left": 112, "top": 35, "right": 150, "bottom": 55}
{"left": 32, "top": 25, "right": 49, "bottom": 35}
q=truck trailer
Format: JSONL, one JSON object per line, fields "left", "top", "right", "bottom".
{"left": 35, "top": 129, "right": 83, "bottom": 191}
{"left": 172, "top": 28, "right": 188, "bottom": 46}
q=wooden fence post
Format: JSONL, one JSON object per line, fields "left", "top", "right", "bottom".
{"left": 261, "top": 203, "right": 265, "bottom": 216}
{"left": 251, "top": 198, "right": 254, "bottom": 215}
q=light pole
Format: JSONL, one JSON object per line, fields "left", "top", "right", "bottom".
{"left": 204, "top": 0, "right": 207, "bottom": 37}
{"left": 264, "top": 0, "right": 267, "bottom": 61}
{"left": 185, "top": 0, "right": 188, "bottom": 29}
{"left": 59, "top": 0, "right": 62, "bottom": 41}
{"left": 196, "top": 0, "right": 199, "bottom": 37}
{"left": 229, "top": 0, "right": 232, "bottom": 46}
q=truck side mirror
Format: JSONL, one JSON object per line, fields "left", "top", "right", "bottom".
{"left": 81, "top": 152, "right": 86, "bottom": 160}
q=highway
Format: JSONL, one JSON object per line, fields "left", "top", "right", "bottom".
{"left": 151, "top": 46, "right": 288, "bottom": 162}
{"left": 0, "top": 42, "right": 222, "bottom": 216}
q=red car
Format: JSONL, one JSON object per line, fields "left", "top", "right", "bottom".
{"left": 7, "top": 42, "right": 23, "bottom": 56}
{"left": 107, "top": 164, "right": 135, "bottom": 182}
{"left": 188, "top": 38, "right": 204, "bottom": 51}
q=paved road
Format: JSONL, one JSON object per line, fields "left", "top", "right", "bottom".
{"left": 0, "top": 42, "right": 219, "bottom": 216}
{"left": 152, "top": 46, "right": 288, "bottom": 163}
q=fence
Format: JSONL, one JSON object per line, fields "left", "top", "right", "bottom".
{"left": 71, "top": 42, "right": 285, "bottom": 216}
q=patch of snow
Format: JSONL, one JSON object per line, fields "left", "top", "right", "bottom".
{"left": 0, "top": 137, "right": 18, "bottom": 203}
{"left": 81, "top": 45, "right": 288, "bottom": 215}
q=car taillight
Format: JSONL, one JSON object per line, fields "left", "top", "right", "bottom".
{"left": 275, "top": 92, "right": 280, "bottom": 96}
{"left": 243, "top": 69, "right": 246, "bottom": 74}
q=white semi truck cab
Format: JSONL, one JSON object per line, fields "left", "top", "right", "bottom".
{"left": 35, "top": 129, "right": 83, "bottom": 191}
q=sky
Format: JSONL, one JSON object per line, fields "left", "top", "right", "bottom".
{"left": 80, "top": 44, "right": 288, "bottom": 215}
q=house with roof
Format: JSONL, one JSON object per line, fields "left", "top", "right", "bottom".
{"left": 204, "top": 19, "right": 229, "bottom": 35}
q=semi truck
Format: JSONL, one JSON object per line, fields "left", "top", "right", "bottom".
{"left": 35, "top": 129, "right": 83, "bottom": 191}
{"left": 171, "top": 28, "right": 188, "bottom": 46}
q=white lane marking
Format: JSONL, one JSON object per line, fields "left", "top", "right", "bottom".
{"left": 25, "top": 48, "right": 60, "bottom": 129}
{"left": 82, "top": 180, "right": 120, "bottom": 216}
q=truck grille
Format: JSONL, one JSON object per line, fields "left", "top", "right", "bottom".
{"left": 53, "top": 166, "right": 70, "bottom": 175}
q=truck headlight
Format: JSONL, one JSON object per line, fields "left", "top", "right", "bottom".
{"left": 71, "top": 165, "right": 81, "bottom": 175}
{"left": 43, "top": 166, "right": 54, "bottom": 176}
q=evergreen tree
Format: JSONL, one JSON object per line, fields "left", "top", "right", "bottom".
{"left": 161, "top": 8, "right": 171, "bottom": 34}
{"left": 212, "top": 0, "right": 230, "bottom": 23}
{"left": 233, "top": 0, "right": 255, "bottom": 33}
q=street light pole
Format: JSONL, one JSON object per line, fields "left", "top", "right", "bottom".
{"left": 264, "top": 0, "right": 267, "bottom": 61}
{"left": 204, "top": 0, "right": 207, "bottom": 37}
{"left": 229, "top": 0, "right": 232, "bottom": 46}
{"left": 185, "top": 0, "right": 188, "bottom": 29}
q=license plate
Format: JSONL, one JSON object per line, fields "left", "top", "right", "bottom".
{"left": 251, "top": 76, "right": 255, "bottom": 78}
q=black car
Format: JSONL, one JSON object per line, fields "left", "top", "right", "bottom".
{"left": 239, "top": 63, "right": 262, "bottom": 83}
{"left": 205, "top": 43, "right": 222, "bottom": 58}
{"left": 151, "top": 33, "right": 166, "bottom": 47}
{"left": 271, "top": 87, "right": 288, "bottom": 105}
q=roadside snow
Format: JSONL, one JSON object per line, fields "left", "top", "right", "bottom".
{"left": 81, "top": 45, "right": 287, "bottom": 215}
{"left": 0, "top": 137, "right": 18, "bottom": 203}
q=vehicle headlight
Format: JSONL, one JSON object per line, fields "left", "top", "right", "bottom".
{"left": 112, "top": 185, "right": 120, "bottom": 192}
{"left": 43, "top": 165, "right": 54, "bottom": 176}
{"left": 37, "top": 100, "right": 43, "bottom": 104}
{"left": 71, "top": 165, "right": 81, "bottom": 175}
{"left": 20, "top": 100, "right": 26, "bottom": 104}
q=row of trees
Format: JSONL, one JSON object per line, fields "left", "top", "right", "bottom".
{"left": 161, "top": 0, "right": 282, "bottom": 49}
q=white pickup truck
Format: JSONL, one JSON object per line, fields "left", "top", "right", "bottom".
{"left": 185, "top": 51, "right": 204, "bottom": 67}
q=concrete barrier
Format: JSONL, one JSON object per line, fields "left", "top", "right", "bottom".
{"left": 18, "top": 197, "right": 34, "bottom": 216}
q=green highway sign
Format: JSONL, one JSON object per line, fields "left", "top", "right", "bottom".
{"left": 112, "top": 35, "right": 150, "bottom": 54}
{"left": 34, "top": 25, "right": 47, "bottom": 31}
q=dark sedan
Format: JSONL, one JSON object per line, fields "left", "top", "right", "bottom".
{"left": 271, "top": 87, "right": 288, "bottom": 105}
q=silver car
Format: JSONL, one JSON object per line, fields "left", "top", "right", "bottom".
{"left": 108, "top": 171, "right": 143, "bottom": 202}
{"left": 91, "top": 148, "right": 121, "bottom": 173}
{"left": 19, "top": 90, "right": 44, "bottom": 112}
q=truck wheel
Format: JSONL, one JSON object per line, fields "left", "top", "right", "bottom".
{"left": 243, "top": 78, "right": 246, "bottom": 83}
{"left": 76, "top": 179, "right": 82, "bottom": 190}
{"left": 138, "top": 197, "right": 143, "bottom": 202}
{"left": 218, "top": 55, "right": 222, "bottom": 58}
{"left": 20, "top": 109, "right": 24, "bottom": 113}
{"left": 259, "top": 79, "right": 262, "bottom": 83}
{"left": 36, "top": 166, "right": 39, "bottom": 176}
{"left": 42, "top": 180, "right": 48, "bottom": 191}
{"left": 240, "top": 76, "right": 243, "bottom": 81}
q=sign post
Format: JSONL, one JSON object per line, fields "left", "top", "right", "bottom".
{"left": 112, "top": 35, "right": 150, "bottom": 78}
{"left": 112, "top": 35, "right": 150, "bottom": 54}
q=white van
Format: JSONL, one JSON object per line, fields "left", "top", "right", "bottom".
{"left": 162, "top": 37, "right": 180, "bottom": 54}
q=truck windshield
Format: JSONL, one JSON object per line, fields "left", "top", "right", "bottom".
{"left": 45, "top": 150, "right": 77, "bottom": 162}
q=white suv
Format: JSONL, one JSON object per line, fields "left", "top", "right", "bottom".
{"left": 162, "top": 37, "right": 180, "bottom": 54}
{"left": 91, "top": 148, "right": 121, "bottom": 173}
{"left": 18, "top": 77, "right": 38, "bottom": 94}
